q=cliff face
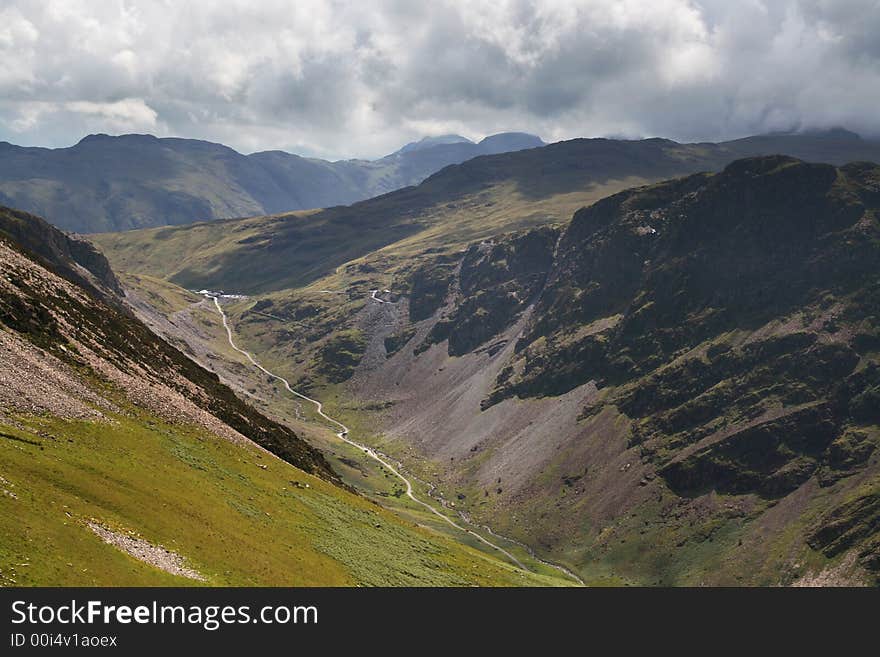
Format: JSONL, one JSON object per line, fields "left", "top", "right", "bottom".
{"left": 423, "top": 226, "right": 559, "bottom": 356}
{"left": 497, "top": 157, "right": 876, "bottom": 395}
{"left": 485, "top": 158, "right": 878, "bottom": 507}
{"left": 0, "top": 206, "right": 123, "bottom": 296}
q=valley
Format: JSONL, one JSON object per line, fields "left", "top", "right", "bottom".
{"left": 4, "top": 0, "right": 880, "bottom": 612}
{"left": 4, "top": 131, "right": 879, "bottom": 588}
{"left": 208, "top": 290, "right": 584, "bottom": 584}
{"left": 0, "top": 206, "right": 568, "bottom": 587}
{"left": 99, "top": 150, "right": 880, "bottom": 586}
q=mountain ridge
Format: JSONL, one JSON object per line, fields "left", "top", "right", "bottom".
{"left": 5, "top": 128, "right": 880, "bottom": 234}
{"left": 93, "top": 129, "right": 880, "bottom": 298}
{"left": 0, "top": 131, "right": 544, "bottom": 232}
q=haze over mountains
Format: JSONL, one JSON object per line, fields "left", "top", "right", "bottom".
{"left": 0, "top": 131, "right": 544, "bottom": 233}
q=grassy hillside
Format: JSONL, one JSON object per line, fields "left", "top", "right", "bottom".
{"left": 0, "top": 410, "right": 558, "bottom": 586}
{"left": 0, "top": 208, "right": 567, "bottom": 586}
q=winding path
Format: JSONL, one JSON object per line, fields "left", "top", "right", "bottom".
{"left": 208, "top": 294, "right": 584, "bottom": 585}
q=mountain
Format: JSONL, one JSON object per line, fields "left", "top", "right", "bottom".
{"left": 0, "top": 131, "right": 543, "bottom": 233}
{"left": 349, "top": 156, "right": 880, "bottom": 585}
{"left": 476, "top": 132, "right": 546, "bottom": 154}
{"left": 0, "top": 205, "right": 559, "bottom": 586}
{"left": 0, "top": 204, "right": 340, "bottom": 481}
{"left": 0, "top": 205, "right": 122, "bottom": 296}
{"left": 396, "top": 134, "right": 473, "bottom": 153}
{"left": 389, "top": 132, "right": 544, "bottom": 158}
{"left": 102, "top": 155, "right": 880, "bottom": 585}
{"left": 94, "top": 129, "right": 880, "bottom": 297}
{"left": 5, "top": 129, "right": 877, "bottom": 235}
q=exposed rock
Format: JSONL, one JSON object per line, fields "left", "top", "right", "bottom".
{"left": 88, "top": 523, "right": 206, "bottom": 581}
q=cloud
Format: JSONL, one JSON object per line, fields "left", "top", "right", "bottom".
{"left": 0, "top": 0, "right": 878, "bottom": 158}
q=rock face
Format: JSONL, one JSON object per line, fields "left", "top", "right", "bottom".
{"left": 369, "top": 155, "right": 879, "bottom": 584}
{"left": 422, "top": 227, "right": 558, "bottom": 356}
{"left": 0, "top": 206, "right": 122, "bottom": 296}
{"left": 808, "top": 491, "right": 880, "bottom": 576}
{"left": 484, "top": 157, "right": 879, "bottom": 506}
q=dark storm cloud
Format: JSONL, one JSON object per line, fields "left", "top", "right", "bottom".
{"left": 0, "top": 1, "right": 878, "bottom": 159}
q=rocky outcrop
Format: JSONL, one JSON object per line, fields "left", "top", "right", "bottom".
{"left": 419, "top": 227, "right": 558, "bottom": 356}
{"left": 808, "top": 490, "right": 880, "bottom": 581}
{"left": 315, "top": 329, "right": 367, "bottom": 383}
{"left": 0, "top": 206, "right": 122, "bottom": 296}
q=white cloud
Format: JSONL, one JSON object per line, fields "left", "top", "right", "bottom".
{"left": 64, "top": 99, "right": 158, "bottom": 129}
{"left": 0, "top": 0, "right": 878, "bottom": 158}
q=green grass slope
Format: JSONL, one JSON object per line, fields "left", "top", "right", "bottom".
{"left": 0, "top": 410, "right": 558, "bottom": 586}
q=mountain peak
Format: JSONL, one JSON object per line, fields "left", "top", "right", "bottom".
{"left": 758, "top": 127, "right": 863, "bottom": 141}
{"left": 720, "top": 153, "right": 803, "bottom": 177}
{"left": 475, "top": 132, "right": 544, "bottom": 155}
{"left": 397, "top": 134, "right": 473, "bottom": 154}
{"left": 478, "top": 132, "right": 543, "bottom": 146}
{"left": 76, "top": 133, "right": 160, "bottom": 146}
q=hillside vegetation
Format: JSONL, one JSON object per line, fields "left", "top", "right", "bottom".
{"left": 0, "top": 206, "right": 563, "bottom": 586}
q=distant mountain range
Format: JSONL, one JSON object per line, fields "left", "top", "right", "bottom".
{"left": 0, "top": 131, "right": 544, "bottom": 233}
{"left": 2, "top": 128, "right": 879, "bottom": 237}
{"left": 94, "top": 128, "right": 880, "bottom": 296}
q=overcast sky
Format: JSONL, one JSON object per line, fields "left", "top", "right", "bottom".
{"left": 1, "top": 0, "right": 879, "bottom": 159}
